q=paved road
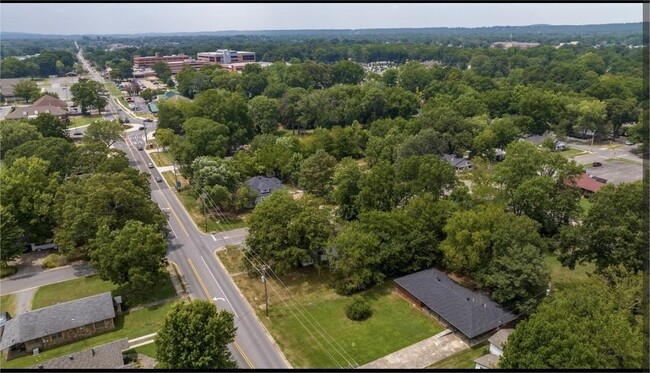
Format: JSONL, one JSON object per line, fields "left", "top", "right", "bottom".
{"left": 78, "top": 50, "right": 288, "bottom": 368}
{"left": 0, "top": 263, "right": 96, "bottom": 295}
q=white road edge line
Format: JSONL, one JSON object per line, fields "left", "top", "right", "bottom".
{"left": 212, "top": 235, "right": 217, "bottom": 241}
{"left": 200, "top": 255, "right": 239, "bottom": 318}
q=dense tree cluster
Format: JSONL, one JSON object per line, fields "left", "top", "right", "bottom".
{"left": 0, "top": 50, "right": 76, "bottom": 78}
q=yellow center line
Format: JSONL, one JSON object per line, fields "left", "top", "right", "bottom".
{"left": 122, "top": 134, "right": 189, "bottom": 237}
{"left": 187, "top": 258, "right": 255, "bottom": 368}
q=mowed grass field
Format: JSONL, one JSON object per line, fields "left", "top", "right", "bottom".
{"left": 217, "top": 248, "right": 445, "bottom": 368}
{"left": 31, "top": 273, "right": 176, "bottom": 310}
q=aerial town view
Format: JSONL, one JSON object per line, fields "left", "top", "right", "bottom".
{"left": 0, "top": 3, "right": 647, "bottom": 371}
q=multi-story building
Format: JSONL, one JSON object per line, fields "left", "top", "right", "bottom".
{"left": 133, "top": 52, "right": 190, "bottom": 68}
{"left": 196, "top": 49, "right": 256, "bottom": 64}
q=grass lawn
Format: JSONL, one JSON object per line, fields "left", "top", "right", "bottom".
{"left": 217, "top": 249, "right": 444, "bottom": 368}
{"left": 118, "top": 97, "right": 128, "bottom": 108}
{"left": 31, "top": 273, "right": 176, "bottom": 310}
{"left": 579, "top": 196, "right": 592, "bottom": 217}
{"left": 428, "top": 342, "right": 489, "bottom": 369}
{"left": 68, "top": 115, "right": 104, "bottom": 128}
{"left": 1, "top": 301, "right": 174, "bottom": 368}
{"left": 174, "top": 186, "right": 248, "bottom": 234}
{"left": 217, "top": 246, "right": 248, "bottom": 274}
{"left": 150, "top": 151, "right": 174, "bottom": 167}
{"left": 104, "top": 82, "right": 123, "bottom": 97}
{"left": 560, "top": 147, "right": 587, "bottom": 157}
{"left": 605, "top": 157, "right": 643, "bottom": 165}
{"left": 131, "top": 342, "right": 157, "bottom": 359}
{"left": 545, "top": 253, "right": 595, "bottom": 288}
{"left": 0, "top": 293, "right": 16, "bottom": 316}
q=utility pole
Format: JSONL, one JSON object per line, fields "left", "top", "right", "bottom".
{"left": 261, "top": 265, "right": 269, "bottom": 317}
{"left": 202, "top": 194, "right": 208, "bottom": 232}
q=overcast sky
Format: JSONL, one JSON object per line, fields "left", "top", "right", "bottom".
{"left": 0, "top": 3, "right": 644, "bottom": 35}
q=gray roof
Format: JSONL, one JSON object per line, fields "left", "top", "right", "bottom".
{"left": 0, "top": 292, "right": 115, "bottom": 350}
{"left": 488, "top": 328, "right": 513, "bottom": 349}
{"left": 394, "top": 268, "right": 518, "bottom": 339}
{"left": 0, "top": 78, "right": 28, "bottom": 97}
{"left": 246, "top": 176, "right": 283, "bottom": 197}
{"left": 474, "top": 353, "right": 500, "bottom": 368}
{"left": 32, "top": 338, "right": 128, "bottom": 369}
{"left": 5, "top": 105, "right": 67, "bottom": 120}
{"left": 442, "top": 154, "right": 472, "bottom": 168}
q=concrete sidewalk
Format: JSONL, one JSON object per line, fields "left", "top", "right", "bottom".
{"left": 360, "top": 329, "right": 468, "bottom": 369}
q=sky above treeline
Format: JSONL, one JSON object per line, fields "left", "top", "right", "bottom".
{"left": 0, "top": 3, "right": 644, "bottom": 35}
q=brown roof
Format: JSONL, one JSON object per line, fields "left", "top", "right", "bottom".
{"left": 33, "top": 94, "right": 68, "bottom": 109}
{"left": 5, "top": 105, "right": 67, "bottom": 120}
{"left": 574, "top": 173, "right": 605, "bottom": 193}
{"left": 474, "top": 353, "right": 499, "bottom": 368}
{"left": 488, "top": 328, "right": 513, "bottom": 349}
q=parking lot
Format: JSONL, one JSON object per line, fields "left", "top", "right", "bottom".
{"left": 39, "top": 76, "right": 78, "bottom": 103}
{"left": 566, "top": 141, "right": 643, "bottom": 185}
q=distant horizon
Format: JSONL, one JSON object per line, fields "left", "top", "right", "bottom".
{"left": 0, "top": 21, "right": 644, "bottom": 37}
{"left": 0, "top": 3, "right": 642, "bottom": 35}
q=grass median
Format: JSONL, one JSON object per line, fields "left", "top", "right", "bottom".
{"left": 150, "top": 151, "right": 174, "bottom": 167}
{"left": 217, "top": 248, "right": 445, "bottom": 368}
{"left": 68, "top": 115, "right": 104, "bottom": 128}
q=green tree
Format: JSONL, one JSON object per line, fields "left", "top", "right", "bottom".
{"left": 12, "top": 79, "right": 40, "bottom": 102}
{"left": 393, "top": 154, "right": 457, "bottom": 202}
{"left": 357, "top": 160, "right": 397, "bottom": 212}
{"left": 70, "top": 79, "right": 106, "bottom": 114}
{"left": 234, "top": 184, "right": 258, "bottom": 212}
{"left": 85, "top": 119, "right": 124, "bottom": 147}
{"left": 156, "top": 300, "right": 237, "bottom": 369}
{"left": 89, "top": 220, "right": 167, "bottom": 290}
{"left": 249, "top": 95, "right": 280, "bottom": 134}
{"left": 331, "top": 60, "right": 365, "bottom": 85}
{"left": 0, "top": 206, "right": 25, "bottom": 265}
{"left": 559, "top": 182, "right": 645, "bottom": 273}
{"left": 152, "top": 61, "right": 172, "bottom": 82}
{"left": 501, "top": 275, "right": 643, "bottom": 369}
{"left": 246, "top": 192, "right": 334, "bottom": 273}
{"left": 182, "top": 117, "right": 230, "bottom": 160}
{"left": 331, "top": 157, "right": 361, "bottom": 221}
{"left": 0, "top": 121, "right": 43, "bottom": 158}
{"left": 28, "top": 113, "right": 69, "bottom": 139}
{"left": 191, "top": 89, "right": 253, "bottom": 147}
{"left": 605, "top": 98, "right": 638, "bottom": 139}
{"left": 0, "top": 156, "right": 59, "bottom": 243}
{"left": 5, "top": 137, "right": 77, "bottom": 176}
{"left": 298, "top": 150, "right": 338, "bottom": 197}
{"left": 54, "top": 171, "right": 167, "bottom": 252}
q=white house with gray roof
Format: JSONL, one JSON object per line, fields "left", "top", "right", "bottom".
{"left": 0, "top": 292, "right": 121, "bottom": 360}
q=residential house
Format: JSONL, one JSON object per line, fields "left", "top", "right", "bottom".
{"left": 4, "top": 105, "right": 68, "bottom": 120}
{"left": 442, "top": 154, "right": 473, "bottom": 172}
{"left": 572, "top": 173, "right": 606, "bottom": 195}
{"left": 0, "top": 292, "right": 122, "bottom": 360}
{"left": 32, "top": 339, "right": 129, "bottom": 369}
{"left": 245, "top": 176, "right": 283, "bottom": 206}
{"left": 394, "top": 268, "right": 519, "bottom": 346}
{"left": 32, "top": 94, "right": 69, "bottom": 109}
{"left": 474, "top": 328, "right": 514, "bottom": 369}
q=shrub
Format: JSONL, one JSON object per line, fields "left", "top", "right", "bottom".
{"left": 42, "top": 253, "right": 68, "bottom": 269}
{"left": 345, "top": 296, "right": 372, "bottom": 321}
{"left": 0, "top": 264, "right": 18, "bottom": 278}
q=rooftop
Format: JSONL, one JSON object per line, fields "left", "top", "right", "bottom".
{"left": 474, "top": 353, "right": 500, "bottom": 368}
{"left": 487, "top": 328, "right": 513, "bottom": 349}
{"left": 573, "top": 173, "right": 606, "bottom": 193}
{"left": 32, "top": 338, "right": 128, "bottom": 369}
{"left": 394, "top": 268, "right": 518, "bottom": 339}
{"left": 0, "top": 292, "right": 116, "bottom": 350}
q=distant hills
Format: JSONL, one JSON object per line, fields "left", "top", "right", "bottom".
{"left": 0, "top": 22, "right": 643, "bottom": 40}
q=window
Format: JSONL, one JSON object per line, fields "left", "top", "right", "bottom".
{"left": 34, "top": 111, "right": 38, "bottom": 115}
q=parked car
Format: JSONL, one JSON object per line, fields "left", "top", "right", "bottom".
{"left": 137, "top": 145, "right": 144, "bottom": 151}
{"left": 143, "top": 119, "right": 153, "bottom": 123}
{"left": 625, "top": 140, "right": 635, "bottom": 145}
{"left": 139, "top": 126, "right": 145, "bottom": 130}
{"left": 592, "top": 161, "right": 602, "bottom": 167}
{"left": 148, "top": 162, "right": 154, "bottom": 168}
{"left": 156, "top": 176, "right": 163, "bottom": 183}
{"left": 73, "top": 131, "right": 83, "bottom": 136}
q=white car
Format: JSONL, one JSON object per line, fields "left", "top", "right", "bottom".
{"left": 625, "top": 140, "right": 635, "bottom": 145}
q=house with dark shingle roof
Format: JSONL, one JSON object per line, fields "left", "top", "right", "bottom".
{"left": 0, "top": 292, "right": 121, "bottom": 360}
{"left": 442, "top": 154, "right": 473, "bottom": 172}
{"left": 31, "top": 338, "right": 129, "bottom": 369}
{"left": 394, "top": 268, "right": 518, "bottom": 346}
{"left": 246, "top": 176, "right": 283, "bottom": 205}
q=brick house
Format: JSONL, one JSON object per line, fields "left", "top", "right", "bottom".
{"left": 394, "top": 268, "right": 518, "bottom": 346}
{"left": 0, "top": 293, "right": 121, "bottom": 360}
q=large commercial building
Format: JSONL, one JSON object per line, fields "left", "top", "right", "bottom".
{"left": 197, "top": 49, "right": 256, "bottom": 64}
{"left": 133, "top": 52, "right": 190, "bottom": 68}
